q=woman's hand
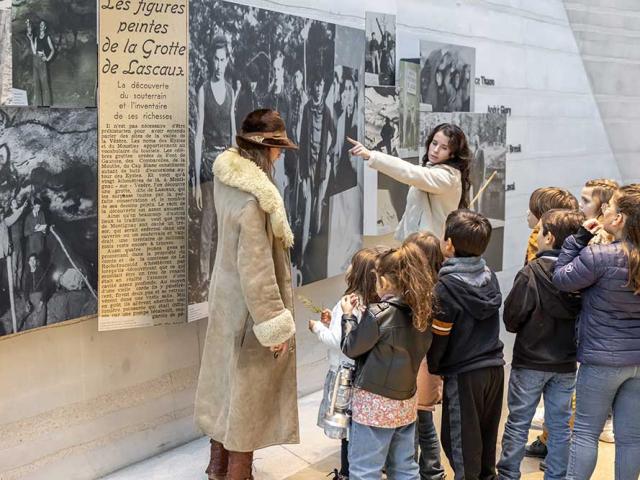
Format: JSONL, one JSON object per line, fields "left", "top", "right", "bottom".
{"left": 347, "top": 137, "right": 371, "bottom": 161}
{"left": 583, "top": 218, "right": 602, "bottom": 235}
{"left": 308, "top": 319, "right": 318, "bottom": 332}
{"left": 270, "top": 340, "right": 289, "bottom": 358}
{"left": 320, "top": 308, "right": 331, "bottom": 326}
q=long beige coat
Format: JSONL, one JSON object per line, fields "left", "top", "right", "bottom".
{"left": 195, "top": 148, "right": 299, "bottom": 452}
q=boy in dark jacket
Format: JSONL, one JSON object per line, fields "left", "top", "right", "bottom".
{"left": 497, "top": 209, "right": 583, "bottom": 480}
{"left": 428, "top": 210, "right": 505, "bottom": 479}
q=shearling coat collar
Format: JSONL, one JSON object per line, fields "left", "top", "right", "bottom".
{"left": 213, "top": 148, "right": 294, "bottom": 248}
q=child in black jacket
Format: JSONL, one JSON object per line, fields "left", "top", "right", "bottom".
{"left": 427, "top": 209, "right": 505, "bottom": 479}
{"left": 497, "top": 209, "right": 583, "bottom": 480}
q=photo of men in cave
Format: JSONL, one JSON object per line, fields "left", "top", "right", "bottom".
{"left": 0, "top": 107, "right": 98, "bottom": 336}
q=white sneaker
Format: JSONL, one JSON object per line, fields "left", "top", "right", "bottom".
{"left": 600, "top": 417, "right": 615, "bottom": 443}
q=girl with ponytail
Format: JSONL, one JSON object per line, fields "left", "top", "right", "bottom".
{"left": 553, "top": 184, "right": 640, "bottom": 480}
{"left": 340, "top": 243, "right": 435, "bottom": 479}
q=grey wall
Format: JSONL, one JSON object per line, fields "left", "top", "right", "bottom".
{"left": 0, "top": 0, "right": 629, "bottom": 478}
{"left": 564, "top": 0, "right": 640, "bottom": 183}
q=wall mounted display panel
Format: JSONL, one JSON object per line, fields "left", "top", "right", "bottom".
{"left": 0, "top": 107, "right": 97, "bottom": 336}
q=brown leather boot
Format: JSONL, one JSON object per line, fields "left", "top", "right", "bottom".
{"left": 226, "top": 451, "right": 254, "bottom": 480}
{"left": 205, "top": 439, "right": 228, "bottom": 480}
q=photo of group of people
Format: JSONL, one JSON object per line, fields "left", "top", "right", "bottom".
{"left": 10, "top": 0, "right": 97, "bottom": 107}
{"left": 188, "top": 0, "right": 365, "bottom": 313}
{"left": 420, "top": 41, "right": 475, "bottom": 113}
{"left": 364, "top": 12, "right": 395, "bottom": 87}
{"left": 0, "top": 107, "right": 98, "bottom": 336}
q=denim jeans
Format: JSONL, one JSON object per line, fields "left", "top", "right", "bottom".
{"left": 417, "top": 411, "right": 445, "bottom": 480}
{"left": 349, "top": 420, "right": 419, "bottom": 480}
{"left": 497, "top": 368, "right": 575, "bottom": 480}
{"left": 567, "top": 364, "right": 640, "bottom": 480}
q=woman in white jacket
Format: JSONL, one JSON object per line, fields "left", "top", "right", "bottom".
{"left": 348, "top": 123, "right": 472, "bottom": 240}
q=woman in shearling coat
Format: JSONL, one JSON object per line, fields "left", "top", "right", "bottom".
{"left": 195, "top": 109, "right": 300, "bottom": 480}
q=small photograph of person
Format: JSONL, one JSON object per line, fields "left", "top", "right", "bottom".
{"left": 364, "top": 12, "right": 396, "bottom": 86}
{"left": 26, "top": 19, "right": 54, "bottom": 106}
{"left": 11, "top": 0, "right": 97, "bottom": 107}
{"left": 193, "top": 35, "right": 236, "bottom": 288}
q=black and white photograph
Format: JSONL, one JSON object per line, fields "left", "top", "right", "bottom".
{"left": 364, "top": 11, "right": 395, "bottom": 87}
{"left": 365, "top": 85, "right": 405, "bottom": 234}
{"left": 420, "top": 111, "right": 507, "bottom": 271}
{"left": 188, "top": 0, "right": 365, "bottom": 315}
{"left": 420, "top": 40, "right": 475, "bottom": 113}
{"left": 326, "top": 25, "right": 365, "bottom": 278}
{"left": 0, "top": 7, "right": 11, "bottom": 105}
{"left": 0, "top": 107, "right": 98, "bottom": 337}
{"left": 398, "top": 59, "right": 420, "bottom": 158}
{"left": 11, "top": 0, "right": 97, "bottom": 107}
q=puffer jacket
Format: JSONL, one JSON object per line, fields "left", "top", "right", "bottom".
{"left": 553, "top": 227, "right": 640, "bottom": 366}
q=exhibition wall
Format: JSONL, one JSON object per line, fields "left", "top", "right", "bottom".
{"left": 0, "top": 0, "right": 632, "bottom": 478}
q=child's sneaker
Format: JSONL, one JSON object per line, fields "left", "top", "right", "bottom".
{"left": 327, "top": 468, "right": 348, "bottom": 480}
{"left": 524, "top": 438, "right": 548, "bottom": 458}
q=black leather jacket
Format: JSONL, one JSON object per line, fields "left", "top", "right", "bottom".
{"left": 341, "top": 297, "right": 432, "bottom": 400}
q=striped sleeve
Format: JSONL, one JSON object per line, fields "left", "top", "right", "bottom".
{"left": 431, "top": 318, "right": 453, "bottom": 336}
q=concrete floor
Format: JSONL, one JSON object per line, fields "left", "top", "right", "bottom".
{"left": 102, "top": 386, "right": 615, "bottom": 480}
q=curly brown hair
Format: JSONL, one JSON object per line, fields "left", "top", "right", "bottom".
{"left": 375, "top": 243, "right": 435, "bottom": 332}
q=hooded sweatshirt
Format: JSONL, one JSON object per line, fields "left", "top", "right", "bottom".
{"left": 504, "top": 250, "right": 581, "bottom": 373}
{"left": 427, "top": 256, "right": 505, "bottom": 376}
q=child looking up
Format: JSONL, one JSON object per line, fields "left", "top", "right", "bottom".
{"left": 579, "top": 178, "right": 619, "bottom": 246}
{"left": 341, "top": 244, "right": 434, "bottom": 480}
{"left": 525, "top": 187, "right": 579, "bottom": 264}
{"left": 427, "top": 209, "right": 505, "bottom": 479}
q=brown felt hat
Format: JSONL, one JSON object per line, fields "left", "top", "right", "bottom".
{"left": 236, "top": 109, "right": 298, "bottom": 150}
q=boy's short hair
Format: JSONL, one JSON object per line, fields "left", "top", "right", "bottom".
{"left": 540, "top": 209, "right": 585, "bottom": 249}
{"left": 529, "top": 187, "right": 579, "bottom": 219}
{"left": 444, "top": 209, "right": 492, "bottom": 257}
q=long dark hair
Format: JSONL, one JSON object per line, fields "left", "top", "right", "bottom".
{"left": 616, "top": 184, "right": 640, "bottom": 294}
{"left": 421, "top": 123, "right": 472, "bottom": 209}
